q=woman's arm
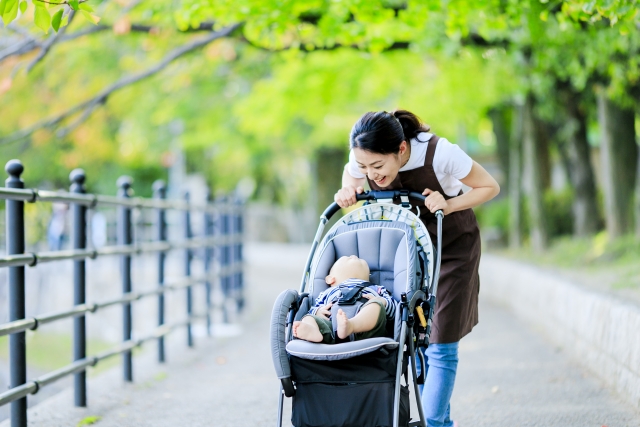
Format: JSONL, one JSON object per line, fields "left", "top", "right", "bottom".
{"left": 423, "top": 161, "right": 500, "bottom": 215}
{"left": 335, "top": 164, "right": 367, "bottom": 207}
{"left": 342, "top": 164, "right": 366, "bottom": 188}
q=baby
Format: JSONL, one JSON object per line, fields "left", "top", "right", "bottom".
{"left": 293, "top": 255, "right": 396, "bottom": 344}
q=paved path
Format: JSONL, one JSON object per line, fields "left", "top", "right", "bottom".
{"left": 3, "top": 244, "right": 639, "bottom": 427}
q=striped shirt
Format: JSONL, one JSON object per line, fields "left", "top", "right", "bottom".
{"left": 309, "top": 279, "right": 396, "bottom": 319}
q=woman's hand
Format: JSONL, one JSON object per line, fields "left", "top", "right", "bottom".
{"left": 334, "top": 185, "right": 364, "bottom": 208}
{"left": 422, "top": 188, "right": 451, "bottom": 215}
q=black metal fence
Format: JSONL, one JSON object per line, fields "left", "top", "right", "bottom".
{"left": 0, "top": 159, "right": 244, "bottom": 427}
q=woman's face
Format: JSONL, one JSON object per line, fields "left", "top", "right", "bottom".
{"left": 352, "top": 141, "right": 407, "bottom": 188}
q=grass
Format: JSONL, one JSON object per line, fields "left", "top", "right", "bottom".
{"left": 77, "top": 416, "right": 101, "bottom": 426}
{"left": 153, "top": 371, "right": 167, "bottom": 381}
{"left": 0, "top": 332, "right": 125, "bottom": 376}
{"left": 495, "top": 232, "right": 640, "bottom": 292}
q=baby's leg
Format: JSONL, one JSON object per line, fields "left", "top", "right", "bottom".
{"left": 292, "top": 316, "right": 324, "bottom": 342}
{"left": 336, "top": 303, "right": 382, "bottom": 339}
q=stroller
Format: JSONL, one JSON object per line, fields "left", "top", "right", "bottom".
{"left": 271, "top": 190, "right": 443, "bottom": 427}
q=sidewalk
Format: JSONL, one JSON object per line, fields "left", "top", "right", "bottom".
{"left": 2, "top": 244, "right": 638, "bottom": 426}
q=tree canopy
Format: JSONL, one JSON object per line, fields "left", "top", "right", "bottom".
{"left": 1, "top": 0, "right": 638, "bottom": 206}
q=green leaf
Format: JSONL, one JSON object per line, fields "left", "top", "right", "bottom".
{"left": 78, "top": 2, "right": 93, "bottom": 12}
{"left": 59, "top": 12, "right": 68, "bottom": 27}
{"left": 69, "top": 0, "right": 79, "bottom": 10}
{"left": 34, "top": 4, "right": 50, "bottom": 33}
{"left": 51, "top": 8, "right": 63, "bottom": 32}
{"left": 582, "top": 1, "right": 596, "bottom": 13}
{"left": 0, "top": 0, "right": 7, "bottom": 17}
{"left": 539, "top": 10, "right": 549, "bottom": 22}
{"left": 2, "top": 0, "right": 18, "bottom": 24}
{"left": 79, "top": 9, "right": 99, "bottom": 24}
{"left": 18, "top": 0, "right": 25, "bottom": 14}
{"left": 77, "top": 415, "right": 101, "bottom": 426}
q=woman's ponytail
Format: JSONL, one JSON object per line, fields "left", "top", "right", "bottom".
{"left": 391, "top": 109, "right": 431, "bottom": 143}
{"left": 350, "top": 109, "right": 431, "bottom": 154}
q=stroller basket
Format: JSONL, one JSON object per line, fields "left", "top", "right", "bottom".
{"left": 271, "top": 190, "right": 443, "bottom": 427}
{"left": 291, "top": 339, "right": 409, "bottom": 427}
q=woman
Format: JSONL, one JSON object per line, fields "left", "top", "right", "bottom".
{"left": 334, "top": 110, "right": 500, "bottom": 427}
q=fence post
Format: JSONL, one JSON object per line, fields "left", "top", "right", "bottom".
{"left": 235, "top": 198, "right": 244, "bottom": 312}
{"left": 184, "top": 192, "right": 193, "bottom": 347}
{"left": 217, "top": 196, "right": 229, "bottom": 323}
{"left": 5, "top": 160, "right": 27, "bottom": 427}
{"left": 230, "top": 201, "right": 237, "bottom": 311}
{"left": 70, "top": 169, "right": 88, "bottom": 406}
{"left": 153, "top": 180, "right": 167, "bottom": 363}
{"left": 225, "top": 199, "right": 232, "bottom": 322}
{"left": 204, "top": 189, "right": 213, "bottom": 337}
{"left": 117, "top": 176, "right": 134, "bottom": 382}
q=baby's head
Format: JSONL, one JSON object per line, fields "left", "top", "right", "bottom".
{"left": 325, "top": 255, "right": 370, "bottom": 287}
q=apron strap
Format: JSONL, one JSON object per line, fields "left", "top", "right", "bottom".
{"left": 425, "top": 134, "right": 440, "bottom": 168}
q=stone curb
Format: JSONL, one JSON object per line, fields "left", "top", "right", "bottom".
{"left": 480, "top": 254, "right": 640, "bottom": 410}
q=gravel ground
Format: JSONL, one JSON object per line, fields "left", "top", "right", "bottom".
{"left": 2, "top": 243, "right": 638, "bottom": 427}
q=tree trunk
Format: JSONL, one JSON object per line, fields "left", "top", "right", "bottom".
{"left": 488, "top": 106, "right": 511, "bottom": 194}
{"left": 636, "top": 146, "right": 640, "bottom": 238}
{"left": 315, "top": 147, "right": 348, "bottom": 217}
{"left": 534, "top": 120, "right": 552, "bottom": 191}
{"left": 508, "top": 102, "right": 524, "bottom": 248}
{"left": 558, "top": 87, "right": 600, "bottom": 237}
{"left": 596, "top": 91, "right": 638, "bottom": 238}
{"left": 523, "top": 94, "right": 549, "bottom": 251}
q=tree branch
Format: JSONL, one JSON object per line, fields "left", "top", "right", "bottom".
{"left": 238, "top": 32, "right": 508, "bottom": 53}
{"left": 0, "top": 38, "right": 39, "bottom": 63}
{"left": 34, "top": 0, "right": 88, "bottom": 5}
{"left": 55, "top": 95, "right": 105, "bottom": 137}
{"left": 59, "top": 24, "right": 110, "bottom": 40}
{"left": 0, "top": 22, "right": 242, "bottom": 146}
{"left": 25, "top": 11, "right": 76, "bottom": 73}
{"left": 239, "top": 36, "right": 411, "bottom": 53}
{"left": 0, "top": 21, "right": 219, "bottom": 64}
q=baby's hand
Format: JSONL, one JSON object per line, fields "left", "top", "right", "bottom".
{"left": 363, "top": 294, "right": 387, "bottom": 307}
{"left": 317, "top": 303, "right": 333, "bottom": 319}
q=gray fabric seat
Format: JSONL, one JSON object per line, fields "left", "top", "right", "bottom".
{"left": 309, "top": 220, "right": 418, "bottom": 302}
{"left": 286, "top": 221, "right": 418, "bottom": 361}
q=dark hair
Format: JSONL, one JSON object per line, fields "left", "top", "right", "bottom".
{"left": 349, "top": 110, "right": 431, "bottom": 154}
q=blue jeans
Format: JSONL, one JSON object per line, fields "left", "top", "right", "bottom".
{"left": 415, "top": 342, "right": 459, "bottom": 427}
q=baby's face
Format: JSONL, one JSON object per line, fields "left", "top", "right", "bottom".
{"left": 327, "top": 255, "right": 370, "bottom": 285}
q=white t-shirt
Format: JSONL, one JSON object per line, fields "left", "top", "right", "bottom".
{"left": 347, "top": 132, "right": 473, "bottom": 197}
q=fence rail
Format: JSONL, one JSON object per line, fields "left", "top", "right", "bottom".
{"left": 0, "top": 159, "right": 244, "bottom": 427}
{"left": 0, "top": 187, "right": 230, "bottom": 212}
{"left": 0, "top": 236, "right": 242, "bottom": 268}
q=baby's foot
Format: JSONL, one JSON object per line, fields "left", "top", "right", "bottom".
{"left": 336, "top": 309, "right": 354, "bottom": 339}
{"left": 292, "top": 321, "right": 323, "bottom": 343}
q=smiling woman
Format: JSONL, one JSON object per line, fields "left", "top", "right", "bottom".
{"left": 334, "top": 109, "right": 500, "bottom": 427}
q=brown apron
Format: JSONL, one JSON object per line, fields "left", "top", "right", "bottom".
{"left": 367, "top": 135, "right": 481, "bottom": 343}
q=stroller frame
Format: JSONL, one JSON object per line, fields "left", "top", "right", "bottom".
{"left": 271, "top": 190, "right": 443, "bottom": 427}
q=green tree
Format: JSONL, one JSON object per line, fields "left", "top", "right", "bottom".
{"left": 2, "top": 0, "right": 639, "bottom": 246}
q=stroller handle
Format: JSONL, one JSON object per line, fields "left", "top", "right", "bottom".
{"left": 322, "top": 189, "right": 436, "bottom": 220}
